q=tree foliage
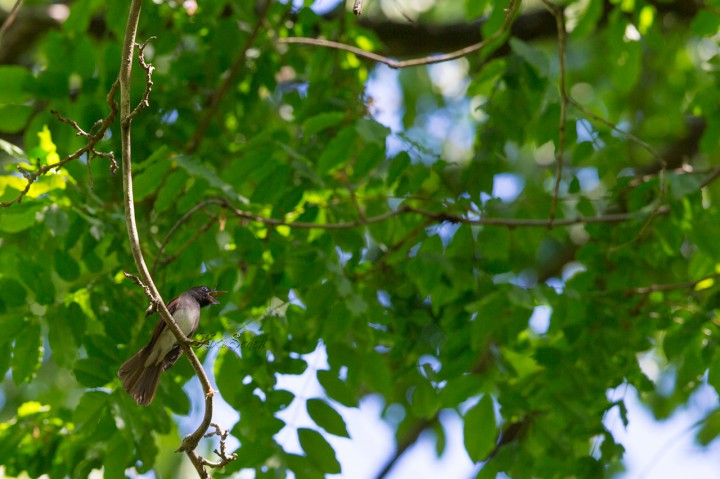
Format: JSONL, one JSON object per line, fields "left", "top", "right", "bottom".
{"left": 2, "top": 0, "right": 720, "bottom": 477}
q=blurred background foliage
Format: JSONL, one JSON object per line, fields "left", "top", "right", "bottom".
{"left": 2, "top": 0, "right": 720, "bottom": 477}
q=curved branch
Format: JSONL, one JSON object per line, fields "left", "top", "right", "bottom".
{"left": 278, "top": 0, "right": 522, "bottom": 69}
{"left": 219, "top": 199, "right": 669, "bottom": 229}
{"left": 118, "top": 1, "right": 229, "bottom": 477}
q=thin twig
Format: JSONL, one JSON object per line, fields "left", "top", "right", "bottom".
{"left": 151, "top": 199, "right": 220, "bottom": 276}
{"left": 123, "top": 271, "right": 158, "bottom": 316}
{"left": 185, "top": 0, "right": 271, "bottom": 153}
{"left": 700, "top": 165, "right": 720, "bottom": 188}
{"left": 200, "top": 423, "right": 238, "bottom": 467}
{"left": 1, "top": 88, "right": 119, "bottom": 208}
{"left": 278, "top": 0, "right": 521, "bottom": 70}
{"left": 158, "top": 216, "right": 217, "bottom": 266}
{"left": 542, "top": 0, "right": 567, "bottom": 226}
{"left": 126, "top": 36, "right": 156, "bottom": 123}
{"left": 629, "top": 273, "right": 720, "bottom": 295}
{"left": 51, "top": 110, "right": 90, "bottom": 137}
{"left": 568, "top": 98, "right": 659, "bottom": 159}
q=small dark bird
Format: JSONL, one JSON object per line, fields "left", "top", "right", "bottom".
{"left": 118, "top": 286, "right": 225, "bottom": 406}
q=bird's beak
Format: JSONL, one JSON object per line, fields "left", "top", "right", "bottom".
{"left": 208, "top": 289, "right": 227, "bottom": 304}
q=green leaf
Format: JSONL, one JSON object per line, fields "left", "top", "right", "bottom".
{"left": 464, "top": 395, "right": 498, "bottom": 462}
{"left": 509, "top": 38, "right": 550, "bottom": 77}
{"left": 708, "top": 351, "right": 720, "bottom": 396}
{"left": 0, "top": 203, "right": 43, "bottom": 233}
{"left": 0, "top": 344, "right": 10, "bottom": 379}
{"left": 214, "top": 349, "right": 244, "bottom": 409}
{"left": 442, "top": 375, "right": 483, "bottom": 408}
{"left": 103, "top": 432, "right": 132, "bottom": 479}
{"left": 0, "top": 316, "right": 28, "bottom": 345}
{"left": 387, "top": 151, "right": 410, "bottom": 185}
{"left": 307, "top": 398, "right": 350, "bottom": 438}
{"left": 317, "top": 370, "right": 357, "bottom": 407}
{"left": 55, "top": 249, "right": 80, "bottom": 282}
{"left": 478, "top": 226, "right": 510, "bottom": 262}
{"left": 571, "top": 0, "right": 604, "bottom": 38}
{"left": 164, "top": 377, "right": 191, "bottom": 415}
{"left": 317, "top": 126, "right": 356, "bottom": 174}
{"left": 0, "top": 105, "right": 33, "bottom": 133}
{"left": 74, "top": 391, "right": 110, "bottom": 431}
{"left": 302, "top": 112, "right": 346, "bottom": 137}
{"left": 352, "top": 142, "right": 384, "bottom": 180}
{"left": 176, "top": 155, "right": 236, "bottom": 196}
{"left": 697, "top": 408, "right": 720, "bottom": 446}
{"left": 0, "top": 66, "right": 34, "bottom": 103}
{"left": 412, "top": 380, "right": 440, "bottom": 419}
{"left": 11, "top": 320, "right": 43, "bottom": 384}
{"left": 0, "top": 277, "right": 27, "bottom": 307}
{"left": 133, "top": 159, "right": 171, "bottom": 201}
{"left": 501, "top": 347, "right": 544, "bottom": 381}
{"left": 250, "top": 164, "right": 291, "bottom": 204}
{"left": 361, "top": 351, "right": 393, "bottom": 397}
{"left": 297, "top": 428, "right": 341, "bottom": 474}
{"left": 234, "top": 228, "right": 264, "bottom": 263}
{"left": 74, "top": 358, "right": 111, "bottom": 387}
{"left": 466, "top": 0, "right": 489, "bottom": 17}
{"left": 355, "top": 118, "right": 390, "bottom": 145}
{"left": 285, "top": 453, "right": 324, "bottom": 479}
{"left": 154, "top": 169, "right": 188, "bottom": 213}
{"left": 667, "top": 172, "right": 701, "bottom": 200}
{"left": 47, "top": 305, "right": 78, "bottom": 366}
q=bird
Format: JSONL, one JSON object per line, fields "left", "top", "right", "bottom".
{"left": 118, "top": 286, "right": 225, "bottom": 406}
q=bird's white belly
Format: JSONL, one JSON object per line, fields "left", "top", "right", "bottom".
{"left": 173, "top": 307, "right": 197, "bottom": 336}
{"left": 144, "top": 308, "right": 197, "bottom": 366}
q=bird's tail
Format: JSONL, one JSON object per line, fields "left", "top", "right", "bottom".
{"left": 118, "top": 347, "right": 163, "bottom": 406}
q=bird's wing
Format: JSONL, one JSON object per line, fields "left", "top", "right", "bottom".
{"left": 146, "top": 295, "right": 180, "bottom": 348}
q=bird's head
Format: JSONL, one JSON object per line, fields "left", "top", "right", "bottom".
{"left": 189, "top": 286, "right": 227, "bottom": 307}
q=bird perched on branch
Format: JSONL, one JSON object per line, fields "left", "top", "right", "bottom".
{"left": 118, "top": 286, "right": 225, "bottom": 406}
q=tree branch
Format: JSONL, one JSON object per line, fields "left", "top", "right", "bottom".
{"left": 628, "top": 273, "right": 720, "bottom": 295}
{"left": 278, "top": 0, "right": 522, "bottom": 69}
{"left": 219, "top": 199, "right": 669, "bottom": 229}
{"left": 118, "top": 1, "right": 233, "bottom": 476}
{"left": 151, "top": 199, "right": 221, "bottom": 276}
{"left": 0, "top": 0, "right": 25, "bottom": 48}
{"left": 375, "top": 416, "right": 438, "bottom": 479}
{"left": 352, "top": 0, "right": 363, "bottom": 16}
{"left": 542, "top": 0, "right": 567, "bottom": 226}
{"left": 0, "top": 83, "right": 119, "bottom": 207}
